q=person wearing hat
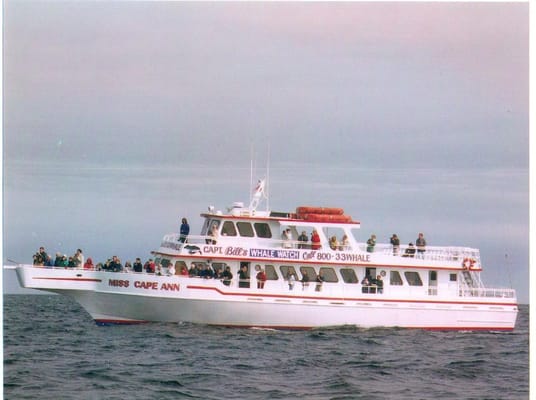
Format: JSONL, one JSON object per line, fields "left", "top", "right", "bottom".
{"left": 403, "top": 243, "right": 416, "bottom": 258}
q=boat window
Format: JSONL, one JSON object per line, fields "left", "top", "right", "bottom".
{"left": 404, "top": 271, "right": 423, "bottom": 286}
{"left": 450, "top": 273, "right": 457, "bottom": 282}
{"left": 237, "top": 222, "right": 255, "bottom": 237}
{"left": 280, "top": 265, "right": 297, "bottom": 280}
{"left": 254, "top": 223, "right": 272, "bottom": 238}
{"left": 319, "top": 267, "right": 338, "bottom": 283}
{"left": 300, "top": 266, "right": 317, "bottom": 281}
{"left": 154, "top": 257, "right": 162, "bottom": 265}
{"left": 211, "top": 263, "right": 226, "bottom": 277}
{"left": 160, "top": 259, "right": 171, "bottom": 268}
{"left": 390, "top": 271, "right": 403, "bottom": 285}
{"left": 175, "top": 261, "right": 188, "bottom": 274}
{"left": 264, "top": 265, "right": 278, "bottom": 280}
{"left": 340, "top": 268, "right": 358, "bottom": 283}
{"left": 221, "top": 221, "right": 237, "bottom": 237}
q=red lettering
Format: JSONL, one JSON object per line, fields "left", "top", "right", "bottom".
{"left": 108, "top": 279, "right": 129, "bottom": 288}
{"left": 161, "top": 283, "right": 180, "bottom": 291}
{"left": 134, "top": 281, "right": 158, "bottom": 290}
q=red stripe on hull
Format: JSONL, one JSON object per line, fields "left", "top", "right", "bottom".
{"left": 186, "top": 285, "right": 517, "bottom": 307}
{"left": 33, "top": 277, "right": 102, "bottom": 282}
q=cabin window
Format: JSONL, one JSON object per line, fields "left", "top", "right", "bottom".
{"left": 237, "top": 222, "right": 255, "bottom": 237}
{"left": 390, "top": 271, "right": 403, "bottom": 285}
{"left": 404, "top": 271, "right": 423, "bottom": 286}
{"left": 175, "top": 261, "right": 188, "bottom": 275}
{"left": 300, "top": 266, "right": 317, "bottom": 281}
{"left": 280, "top": 265, "right": 297, "bottom": 280}
{"left": 264, "top": 265, "right": 278, "bottom": 280}
{"left": 319, "top": 267, "right": 338, "bottom": 283}
{"left": 160, "top": 259, "right": 171, "bottom": 268}
{"left": 154, "top": 257, "right": 161, "bottom": 265}
{"left": 450, "top": 273, "right": 457, "bottom": 282}
{"left": 254, "top": 223, "right": 272, "bottom": 238}
{"left": 212, "top": 262, "right": 228, "bottom": 277}
{"left": 221, "top": 221, "right": 237, "bottom": 237}
{"left": 340, "top": 268, "right": 358, "bottom": 283}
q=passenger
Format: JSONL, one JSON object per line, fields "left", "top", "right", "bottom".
{"left": 217, "top": 266, "right": 225, "bottom": 279}
{"left": 67, "top": 257, "right": 76, "bottom": 268}
{"left": 124, "top": 261, "right": 132, "bottom": 272}
{"left": 96, "top": 263, "right": 103, "bottom": 271}
{"left": 188, "top": 263, "right": 198, "bottom": 277}
{"left": 281, "top": 228, "right": 293, "bottom": 248}
{"left": 311, "top": 229, "right": 321, "bottom": 250}
{"left": 256, "top": 267, "right": 267, "bottom": 289}
{"left": 301, "top": 271, "right": 310, "bottom": 290}
{"left": 222, "top": 266, "right": 233, "bottom": 286}
{"left": 416, "top": 233, "right": 427, "bottom": 258}
{"left": 60, "top": 255, "right": 69, "bottom": 267}
{"left": 133, "top": 258, "right": 143, "bottom": 272}
{"left": 403, "top": 243, "right": 416, "bottom": 258}
{"left": 361, "top": 276, "right": 370, "bottom": 293}
{"left": 207, "top": 223, "right": 219, "bottom": 245}
{"left": 297, "top": 231, "right": 308, "bottom": 249}
{"left": 180, "top": 266, "right": 189, "bottom": 276}
{"left": 287, "top": 271, "right": 296, "bottom": 290}
{"left": 33, "top": 252, "right": 44, "bottom": 266}
{"left": 38, "top": 247, "right": 49, "bottom": 264}
{"left": 329, "top": 236, "right": 339, "bottom": 251}
{"left": 238, "top": 264, "right": 250, "bottom": 288}
{"left": 366, "top": 234, "right": 376, "bottom": 253}
{"left": 83, "top": 257, "right": 94, "bottom": 270}
{"left": 374, "top": 275, "right": 384, "bottom": 294}
{"left": 200, "top": 265, "right": 214, "bottom": 279}
{"left": 340, "top": 235, "right": 350, "bottom": 251}
{"left": 44, "top": 255, "right": 53, "bottom": 267}
{"left": 54, "top": 252, "right": 63, "bottom": 267}
{"left": 315, "top": 271, "right": 325, "bottom": 292}
{"left": 168, "top": 263, "right": 176, "bottom": 276}
{"left": 390, "top": 234, "right": 400, "bottom": 256}
{"left": 109, "top": 256, "right": 123, "bottom": 272}
{"left": 74, "top": 249, "right": 84, "bottom": 268}
{"left": 179, "top": 217, "right": 190, "bottom": 243}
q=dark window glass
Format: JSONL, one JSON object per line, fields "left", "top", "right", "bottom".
{"left": 221, "top": 221, "right": 237, "bottom": 237}
{"left": 319, "top": 267, "right": 338, "bottom": 283}
{"left": 404, "top": 271, "right": 423, "bottom": 286}
{"left": 237, "top": 222, "right": 255, "bottom": 237}
{"left": 390, "top": 271, "right": 403, "bottom": 285}
{"left": 340, "top": 268, "right": 358, "bottom": 284}
{"left": 254, "top": 223, "right": 272, "bottom": 238}
{"left": 265, "top": 265, "right": 278, "bottom": 280}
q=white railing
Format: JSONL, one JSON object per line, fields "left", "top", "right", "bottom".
{"left": 160, "top": 233, "right": 481, "bottom": 265}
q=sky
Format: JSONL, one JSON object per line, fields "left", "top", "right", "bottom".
{"left": 2, "top": 2, "right": 529, "bottom": 303}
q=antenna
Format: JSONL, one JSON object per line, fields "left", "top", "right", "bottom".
{"left": 266, "top": 142, "right": 271, "bottom": 211}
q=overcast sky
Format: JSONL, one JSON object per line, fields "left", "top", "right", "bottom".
{"left": 2, "top": 2, "right": 529, "bottom": 302}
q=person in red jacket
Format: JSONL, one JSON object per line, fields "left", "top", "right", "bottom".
{"left": 311, "top": 229, "right": 321, "bottom": 250}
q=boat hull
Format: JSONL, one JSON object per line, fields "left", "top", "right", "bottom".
{"left": 15, "top": 265, "right": 518, "bottom": 330}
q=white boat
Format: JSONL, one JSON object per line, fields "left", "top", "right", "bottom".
{"left": 12, "top": 180, "right": 518, "bottom": 330}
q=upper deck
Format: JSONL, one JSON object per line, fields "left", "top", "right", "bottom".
{"left": 159, "top": 203, "right": 482, "bottom": 270}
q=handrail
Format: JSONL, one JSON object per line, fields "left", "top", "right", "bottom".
{"left": 159, "top": 233, "right": 481, "bottom": 265}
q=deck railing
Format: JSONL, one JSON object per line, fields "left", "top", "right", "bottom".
{"left": 159, "top": 233, "right": 481, "bottom": 265}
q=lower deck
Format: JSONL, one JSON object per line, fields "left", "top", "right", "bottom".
{"left": 151, "top": 254, "right": 516, "bottom": 302}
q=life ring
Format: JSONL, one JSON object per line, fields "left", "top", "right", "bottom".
{"left": 462, "top": 258, "right": 476, "bottom": 270}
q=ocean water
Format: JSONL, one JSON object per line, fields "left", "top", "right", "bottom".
{"left": 3, "top": 295, "right": 529, "bottom": 400}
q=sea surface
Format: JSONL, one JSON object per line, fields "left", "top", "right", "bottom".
{"left": 3, "top": 295, "right": 529, "bottom": 400}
